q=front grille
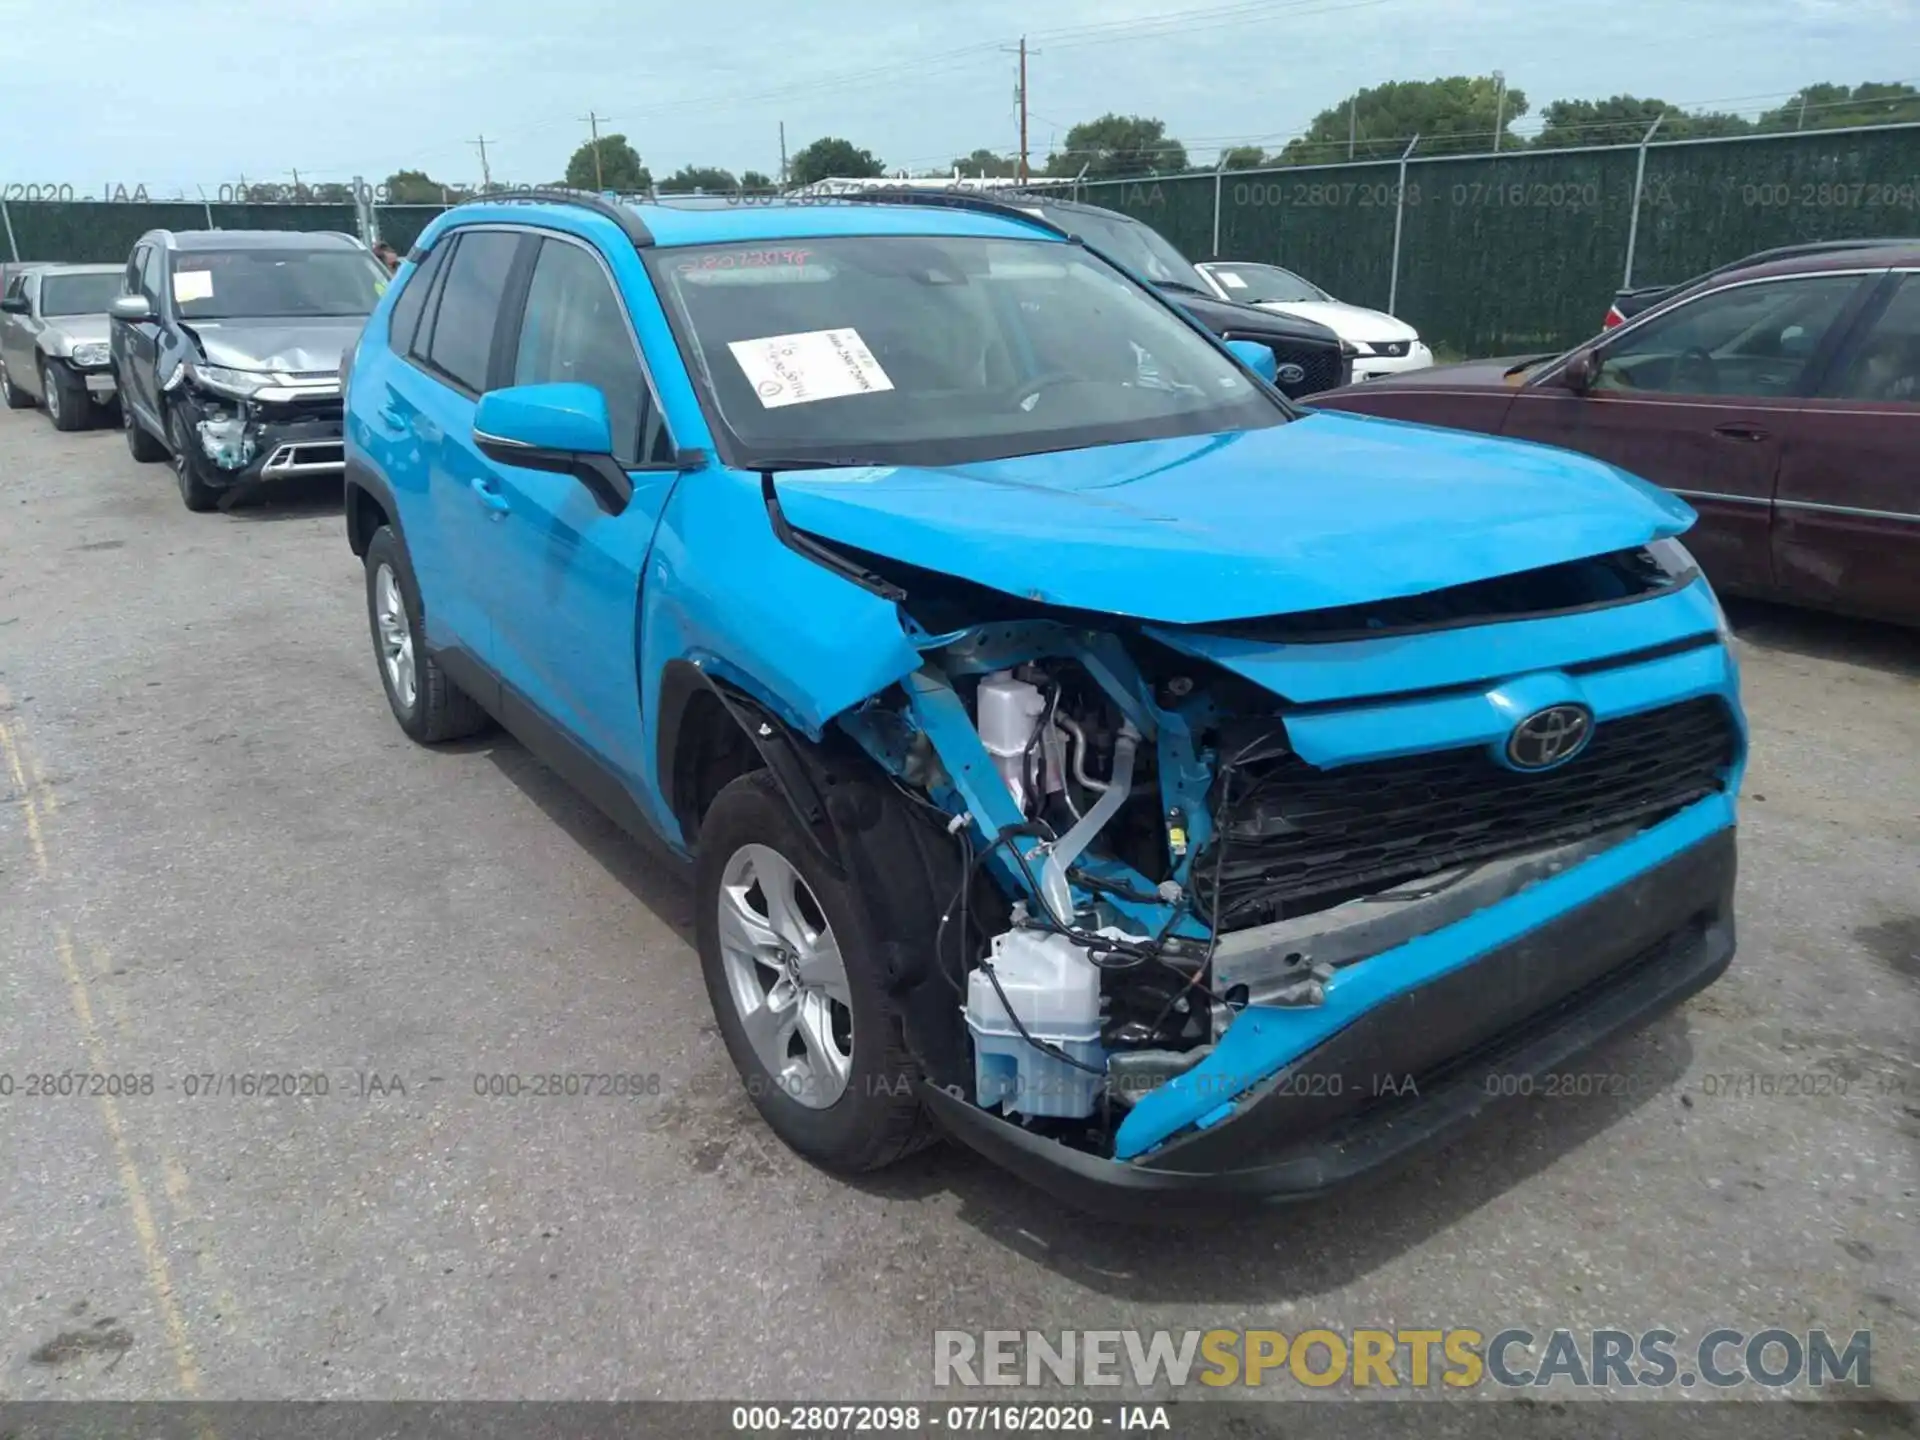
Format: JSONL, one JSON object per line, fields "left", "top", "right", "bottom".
{"left": 1371, "top": 341, "right": 1411, "bottom": 358}
{"left": 1230, "top": 333, "right": 1346, "bottom": 397}
{"left": 263, "top": 394, "right": 344, "bottom": 423}
{"left": 1196, "top": 697, "right": 1737, "bottom": 931}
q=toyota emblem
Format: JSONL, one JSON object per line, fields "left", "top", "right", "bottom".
{"left": 1275, "top": 362, "right": 1307, "bottom": 386}
{"left": 1506, "top": 704, "right": 1594, "bottom": 771}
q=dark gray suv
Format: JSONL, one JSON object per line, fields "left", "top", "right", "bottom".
{"left": 109, "top": 228, "right": 390, "bottom": 510}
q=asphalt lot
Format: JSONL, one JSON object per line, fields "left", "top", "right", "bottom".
{"left": 1, "top": 403, "right": 1916, "bottom": 1410}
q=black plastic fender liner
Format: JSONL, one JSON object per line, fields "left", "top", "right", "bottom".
{"left": 657, "top": 659, "right": 977, "bottom": 1092}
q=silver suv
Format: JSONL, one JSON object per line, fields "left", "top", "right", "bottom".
{"left": 0, "top": 263, "right": 125, "bottom": 430}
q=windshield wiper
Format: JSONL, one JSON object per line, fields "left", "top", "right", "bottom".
{"left": 753, "top": 456, "right": 880, "bottom": 473}
{"left": 1154, "top": 279, "right": 1212, "bottom": 297}
{"left": 1502, "top": 353, "right": 1560, "bottom": 378}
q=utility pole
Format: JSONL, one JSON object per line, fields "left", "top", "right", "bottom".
{"left": 1797, "top": 93, "right": 1808, "bottom": 129}
{"left": 581, "top": 112, "right": 605, "bottom": 190}
{"left": 1001, "top": 36, "right": 1037, "bottom": 182}
{"left": 1492, "top": 70, "right": 1507, "bottom": 152}
{"left": 779, "top": 121, "right": 788, "bottom": 190}
{"left": 290, "top": 167, "right": 301, "bottom": 200}
{"left": 473, "top": 135, "right": 494, "bottom": 190}
{"left": 1349, "top": 93, "right": 1357, "bottom": 159}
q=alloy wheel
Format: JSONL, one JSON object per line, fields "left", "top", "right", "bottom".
{"left": 715, "top": 843, "right": 855, "bottom": 1109}
{"left": 40, "top": 365, "right": 59, "bottom": 425}
{"left": 372, "top": 562, "right": 416, "bottom": 711}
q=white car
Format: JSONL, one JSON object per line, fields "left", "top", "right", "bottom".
{"left": 1196, "top": 261, "right": 1433, "bottom": 380}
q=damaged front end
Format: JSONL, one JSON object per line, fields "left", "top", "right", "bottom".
{"left": 163, "top": 357, "right": 347, "bottom": 494}
{"left": 824, "top": 542, "right": 1746, "bottom": 1217}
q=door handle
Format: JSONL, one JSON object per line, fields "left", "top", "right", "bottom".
{"left": 470, "top": 477, "right": 510, "bottom": 514}
{"left": 1713, "top": 423, "right": 1770, "bottom": 442}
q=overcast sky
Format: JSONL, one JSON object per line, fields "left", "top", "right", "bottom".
{"left": 1, "top": 0, "right": 1913, "bottom": 196}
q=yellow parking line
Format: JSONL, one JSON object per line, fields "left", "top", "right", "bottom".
{"left": 0, "top": 716, "right": 49, "bottom": 876}
{"left": 55, "top": 925, "right": 205, "bottom": 1401}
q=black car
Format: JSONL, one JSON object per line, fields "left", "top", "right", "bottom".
{"left": 1603, "top": 235, "right": 1920, "bottom": 330}
{"left": 108, "top": 228, "right": 389, "bottom": 511}
{"left": 836, "top": 188, "right": 1353, "bottom": 399}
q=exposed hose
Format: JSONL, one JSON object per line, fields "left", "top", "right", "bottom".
{"left": 1039, "top": 719, "right": 1140, "bottom": 927}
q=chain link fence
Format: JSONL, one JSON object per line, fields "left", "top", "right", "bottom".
{"left": 5, "top": 123, "right": 1918, "bottom": 355}
{"left": 1075, "top": 120, "right": 1920, "bottom": 355}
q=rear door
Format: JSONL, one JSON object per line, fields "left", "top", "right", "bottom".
{"left": 396, "top": 226, "right": 532, "bottom": 658}
{"left": 472, "top": 230, "right": 682, "bottom": 792}
{"left": 1772, "top": 270, "right": 1920, "bottom": 623}
{"left": 0, "top": 272, "right": 31, "bottom": 388}
{"left": 1500, "top": 272, "right": 1871, "bottom": 598}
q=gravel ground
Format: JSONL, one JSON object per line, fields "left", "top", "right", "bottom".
{"left": 0, "top": 404, "right": 1915, "bottom": 1416}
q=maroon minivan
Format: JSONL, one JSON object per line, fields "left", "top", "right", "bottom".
{"left": 1311, "top": 242, "right": 1920, "bottom": 627}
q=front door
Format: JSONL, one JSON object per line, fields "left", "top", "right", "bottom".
{"left": 1773, "top": 271, "right": 1920, "bottom": 623}
{"left": 113, "top": 245, "right": 167, "bottom": 426}
{"left": 1501, "top": 272, "right": 1870, "bottom": 598}
{"left": 473, "top": 233, "right": 683, "bottom": 796}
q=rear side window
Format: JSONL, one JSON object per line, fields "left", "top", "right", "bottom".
{"left": 387, "top": 242, "right": 448, "bottom": 357}
{"left": 422, "top": 230, "right": 521, "bottom": 394}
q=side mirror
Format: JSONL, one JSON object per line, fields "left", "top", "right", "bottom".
{"left": 0, "top": 295, "right": 27, "bottom": 315}
{"left": 1560, "top": 348, "right": 1599, "bottom": 392}
{"left": 473, "top": 382, "right": 629, "bottom": 513}
{"left": 109, "top": 294, "right": 154, "bottom": 323}
{"left": 1226, "top": 338, "right": 1279, "bottom": 384}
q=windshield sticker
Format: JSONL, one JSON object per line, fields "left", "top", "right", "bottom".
{"left": 172, "top": 269, "right": 214, "bottom": 303}
{"left": 728, "top": 327, "right": 894, "bottom": 409}
{"left": 678, "top": 248, "right": 815, "bottom": 274}
{"left": 1216, "top": 271, "right": 1248, "bottom": 289}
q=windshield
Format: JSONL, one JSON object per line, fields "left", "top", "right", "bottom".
{"left": 168, "top": 249, "right": 387, "bottom": 321}
{"left": 649, "top": 234, "right": 1284, "bottom": 468}
{"left": 1206, "top": 264, "right": 1329, "bottom": 305}
{"left": 39, "top": 272, "right": 123, "bottom": 317}
{"left": 1040, "top": 208, "right": 1211, "bottom": 291}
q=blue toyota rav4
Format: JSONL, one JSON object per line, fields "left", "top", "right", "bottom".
{"left": 340, "top": 188, "right": 1745, "bottom": 1219}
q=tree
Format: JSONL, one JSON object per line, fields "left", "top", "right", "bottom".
{"left": 788, "top": 137, "right": 885, "bottom": 186}
{"left": 1757, "top": 81, "right": 1920, "bottom": 132}
{"left": 565, "top": 134, "right": 651, "bottom": 192}
{"left": 740, "top": 170, "right": 774, "bottom": 191}
{"left": 658, "top": 164, "right": 740, "bottom": 194}
{"left": 384, "top": 169, "right": 457, "bottom": 204}
{"left": 1221, "top": 146, "right": 1268, "bottom": 170}
{"left": 1044, "top": 114, "right": 1188, "bottom": 178}
{"left": 1533, "top": 95, "right": 1753, "bottom": 147}
{"left": 1280, "top": 77, "right": 1527, "bottom": 163}
{"left": 948, "top": 148, "right": 1020, "bottom": 178}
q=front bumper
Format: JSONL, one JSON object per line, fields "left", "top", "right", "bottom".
{"left": 1351, "top": 343, "right": 1434, "bottom": 380}
{"left": 923, "top": 810, "right": 1736, "bottom": 1222}
{"left": 195, "top": 415, "right": 345, "bottom": 488}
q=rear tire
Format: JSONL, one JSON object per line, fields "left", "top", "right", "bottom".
{"left": 41, "top": 360, "right": 88, "bottom": 431}
{"left": 122, "top": 383, "right": 167, "bottom": 462}
{"left": 0, "top": 359, "right": 33, "bottom": 409}
{"left": 363, "top": 525, "right": 491, "bottom": 744}
{"left": 167, "top": 405, "right": 221, "bottom": 512}
{"left": 695, "top": 770, "right": 935, "bottom": 1174}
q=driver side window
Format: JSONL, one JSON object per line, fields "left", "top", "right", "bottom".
{"left": 1596, "top": 274, "right": 1862, "bottom": 399}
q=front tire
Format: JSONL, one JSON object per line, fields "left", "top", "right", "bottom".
{"left": 363, "top": 525, "right": 491, "bottom": 743}
{"left": 122, "top": 384, "right": 167, "bottom": 462}
{"left": 41, "top": 359, "right": 88, "bottom": 432}
{"left": 0, "top": 359, "right": 34, "bottom": 409}
{"left": 167, "top": 405, "right": 220, "bottom": 511}
{"left": 695, "top": 770, "right": 933, "bottom": 1173}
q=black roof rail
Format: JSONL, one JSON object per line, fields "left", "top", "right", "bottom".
{"left": 451, "top": 187, "right": 654, "bottom": 247}
{"left": 827, "top": 185, "right": 1077, "bottom": 240}
{"left": 1719, "top": 236, "right": 1919, "bottom": 274}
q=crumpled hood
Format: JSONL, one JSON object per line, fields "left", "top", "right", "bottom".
{"left": 772, "top": 412, "right": 1696, "bottom": 626}
{"left": 39, "top": 315, "right": 111, "bottom": 354}
{"left": 182, "top": 316, "right": 365, "bottom": 374}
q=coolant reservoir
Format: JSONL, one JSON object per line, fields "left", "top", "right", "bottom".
{"left": 967, "top": 926, "right": 1110, "bottom": 1119}
{"left": 975, "top": 671, "right": 1046, "bottom": 814}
